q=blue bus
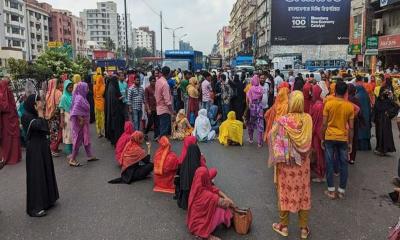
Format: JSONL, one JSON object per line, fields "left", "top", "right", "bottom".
{"left": 231, "top": 55, "right": 254, "bottom": 67}
{"left": 163, "top": 50, "right": 203, "bottom": 72}
{"left": 304, "top": 59, "right": 346, "bottom": 71}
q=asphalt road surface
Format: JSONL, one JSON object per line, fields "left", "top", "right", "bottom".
{"left": 0, "top": 125, "right": 398, "bottom": 240}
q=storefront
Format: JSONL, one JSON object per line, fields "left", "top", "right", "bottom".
{"left": 378, "top": 34, "right": 400, "bottom": 68}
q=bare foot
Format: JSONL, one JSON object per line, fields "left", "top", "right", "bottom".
{"left": 208, "top": 235, "right": 221, "bottom": 240}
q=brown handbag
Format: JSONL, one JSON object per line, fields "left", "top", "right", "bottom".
{"left": 232, "top": 207, "right": 252, "bottom": 235}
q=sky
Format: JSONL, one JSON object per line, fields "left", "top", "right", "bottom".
{"left": 48, "top": 0, "right": 236, "bottom": 54}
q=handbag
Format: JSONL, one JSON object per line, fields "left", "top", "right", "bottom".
{"left": 232, "top": 207, "right": 252, "bottom": 235}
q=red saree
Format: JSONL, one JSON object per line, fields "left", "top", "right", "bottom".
{"left": 310, "top": 85, "right": 325, "bottom": 179}
{"left": 153, "top": 136, "right": 179, "bottom": 193}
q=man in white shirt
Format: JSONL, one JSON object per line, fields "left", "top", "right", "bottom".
{"left": 274, "top": 69, "right": 283, "bottom": 97}
{"left": 260, "top": 73, "right": 269, "bottom": 111}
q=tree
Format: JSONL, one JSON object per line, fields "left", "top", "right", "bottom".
{"left": 103, "top": 38, "right": 116, "bottom": 51}
{"left": 73, "top": 55, "right": 92, "bottom": 78}
{"left": 35, "top": 49, "right": 74, "bottom": 77}
{"left": 133, "top": 47, "right": 153, "bottom": 58}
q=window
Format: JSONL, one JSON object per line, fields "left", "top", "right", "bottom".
{"left": 30, "top": 21, "right": 34, "bottom": 27}
{"left": 22, "top": 42, "right": 25, "bottom": 48}
{"left": 10, "top": 1, "right": 18, "bottom": 9}
{"left": 44, "top": 26, "right": 47, "bottom": 30}
{"left": 31, "top": 33, "right": 35, "bottom": 38}
{"left": 11, "top": 27, "right": 19, "bottom": 34}
{"left": 11, "top": 14, "right": 19, "bottom": 22}
{"left": 44, "top": 36, "right": 48, "bottom": 41}
{"left": 30, "top": 11, "right": 34, "bottom": 16}
{"left": 43, "top": 16, "right": 47, "bottom": 21}
{"left": 13, "top": 40, "right": 21, "bottom": 47}
{"left": 31, "top": 44, "right": 35, "bottom": 50}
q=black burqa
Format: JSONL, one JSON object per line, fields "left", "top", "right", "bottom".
{"left": 373, "top": 88, "right": 399, "bottom": 154}
{"left": 229, "top": 75, "right": 245, "bottom": 122}
{"left": 84, "top": 75, "right": 95, "bottom": 123}
{"left": 21, "top": 95, "right": 59, "bottom": 216}
{"left": 108, "top": 155, "right": 154, "bottom": 184}
{"left": 105, "top": 76, "right": 125, "bottom": 145}
{"left": 175, "top": 145, "right": 202, "bottom": 210}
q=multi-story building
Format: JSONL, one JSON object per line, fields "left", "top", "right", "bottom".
{"left": 179, "top": 40, "right": 193, "bottom": 51}
{"left": 118, "top": 14, "right": 133, "bottom": 51}
{"left": 0, "top": 0, "right": 27, "bottom": 58}
{"left": 216, "top": 26, "right": 231, "bottom": 63}
{"left": 71, "top": 15, "right": 86, "bottom": 57}
{"left": 80, "top": 1, "right": 119, "bottom": 50}
{"left": 49, "top": 9, "right": 73, "bottom": 45}
{"left": 25, "top": 0, "right": 51, "bottom": 60}
{"left": 134, "top": 26, "right": 155, "bottom": 54}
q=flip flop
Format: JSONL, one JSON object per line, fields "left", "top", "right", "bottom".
{"left": 272, "top": 223, "right": 288, "bottom": 237}
{"left": 300, "top": 227, "right": 310, "bottom": 239}
{"left": 69, "top": 160, "right": 81, "bottom": 167}
{"left": 87, "top": 157, "right": 99, "bottom": 162}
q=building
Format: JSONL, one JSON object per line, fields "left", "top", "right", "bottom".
{"left": 216, "top": 26, "right": 231, "bottom": 63}
{"left": 49, "top": 9, "right": 73, "bottom": 45}
{"left": 71, "top": 15, "right": 86, "bottom": 57}
{"left": 118, "top": 14, "right": 133, "bottom": 51}
{"left": 179, "top": 40, "right": 193, "bottom": 51}
{"left": 25, "top": 0, "right": 51, "bottom": 60}
{"left": 134, "top": 26, "right": 155, "bottom": 54}
{"left": 0, "top": 0, "right": 27, "bottom": 59}
{"left": 80, "top": 1, "right": 119, "bottom": 50}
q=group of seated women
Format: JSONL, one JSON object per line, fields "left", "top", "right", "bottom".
{"left": 109, "top": 123, "right": 235, "bottom": 240}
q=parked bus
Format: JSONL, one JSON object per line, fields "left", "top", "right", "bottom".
{"left": 163, "top": 50, "right": 203, "bottom": 72}
{"left": 304, "top": 59, "right": 346, "bottom": 71}
{"left": 209, "top": 56, "right": 222, "bottom": 70}
{"left": 231, "top": 55, "right": 253, "bottom": 67}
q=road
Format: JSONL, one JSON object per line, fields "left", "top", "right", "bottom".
{"left": 0, "top": 125, "right": 398, "bottom": 240}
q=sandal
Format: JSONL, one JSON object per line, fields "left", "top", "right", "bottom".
{"left": 272, "top": 223, "right": 288, "bottom": 237}
{"left": 349, "top": 160, "right": 355, "bottom": 165}
{"left": 69, "top": 160, "right": 81, "bottom": 167}
{"left": 300, "top": 227, "right": 310, "bottom": 239}
{"left": 87, "top": 157, "right": 99, "bottom": 162}
{"left": 324, "top": 190, "right": 337, "bottom": 200}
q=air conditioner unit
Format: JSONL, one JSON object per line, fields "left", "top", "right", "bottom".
{"left": 372, "top": 18, "right": 383, "bottom": 35}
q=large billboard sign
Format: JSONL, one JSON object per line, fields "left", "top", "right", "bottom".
{"left": 380, "top": 0, "right": 400, "bottom": 7}
{"left": 271, "top": 0, "right": 351, "bottom": 45}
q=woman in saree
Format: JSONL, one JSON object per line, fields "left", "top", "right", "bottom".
{"left": 247, "top": 75, "right": 265, "bottom": 147}
{"left": 347, "top": 84, "right": 362, "bottom": 164}
{"left": 58, "top": 80, "right": 73, "bottom": 155}
{"left": 93, "top": 69, "right": 106, "bottom": 138}
{"left": 72, "top": 74, "right": 81, "bottom": 92}
{"left": 69, "top": 82, "right": 98, "bottom": 167}
{"left": 355, "top": 79, "right": 371, "bottom": 151}
{"left": 187, "top": 167, "right": 234, "bottom": 240}
{"left": 153, "top": 136, "right": 179, "bottom": 193}
{"left": 219, "top": 111, "right": 243, "bottom": 146}
{"left": 108, "top": 131, "right": 153, "bottom": 184}
{"left": 264, "top": 86, "right": 290, "bottom": 142}
{"left": 268, "top": 91, "right": 312, "bottom": 239}
{"left": 178, "top": 136, "right": 206, "bottom": 166}
{"left": 187, "top": 77, "right": 200, "bottom": 125}
{"left": 373, "top": 88, "right": 399, "bottom": 156}
{"left": 192, "top": 109, "right": 215, "bottom": 142}
{"left": 310, "top": 84, "right": 325, "bottom": 182}
{"left": 172, "top": 109, "right": 193, "bottom": 140}
{"left": 45, "top": 78, "right": 63, "bottom": 157}
{"left": 84, "top": 75, "right": 95, "bottom": 123}
{"left": 115, "top": 121, "right": 134, "bottom": 165}
{"left": 22, "top": 94, "right": 59, "bottom": 217}
{"left": 0, "top": 79, "right": 21, "bottom": 165}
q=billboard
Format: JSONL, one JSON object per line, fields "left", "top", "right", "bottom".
{"left": 271, "top": 0, "right": 351, "bottom": 45}
{"left": 380, "top": 0, "right": 400, "bottom": 7}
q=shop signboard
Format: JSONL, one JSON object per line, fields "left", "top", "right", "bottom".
{"left": 47, "top": 41, "right": 63, "bottom": 48}
{"left": 380, "top": 0, "right": 400, "bottom": 7}
{"left": 379, "top": 34, "right": 400, "bottom": 50}
{"left": 271, "top": 0, "right": 351, "bottom": 45}
{"left": 348, "top": 44, "right": 362, "bottom": 55}
{"left": 366, "top": 36, "right": 379, "bottom": 49}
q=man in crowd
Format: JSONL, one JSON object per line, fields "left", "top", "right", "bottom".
{"left": 260, "top": 73, "right": 270, "bottom": 114}
{"left": 180, "top": 71, "right": 191, "bottom": 113}
{"left": 144, "top": 76, "right": 158, "bottom": 140}
{"left": 127, "top": 76, "right": 145, "bottom": 131}
{"left": 274, "top": 69, "right": 283, "bottom": 97}
{"left": 155, "top": 66, "right": 173, "bottom": 138}
{"left": 322, "top": 81, "right": 354, "bottom": 200}
{"left": 201, "top": 71, "right": 213, "bottom": 111}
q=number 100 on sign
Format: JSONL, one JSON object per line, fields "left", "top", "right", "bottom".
{"left": 292, "top": 17, "right": 307, "bottom": 29}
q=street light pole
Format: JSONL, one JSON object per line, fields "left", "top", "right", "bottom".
{"left": 165, "top": 26, "right": 184, "bottom": 51}
{"left": 160, "top": 11, "right": 163, "bottom": 61}
{"left": 124, "top": 0, "right": 128, "bottom": 63}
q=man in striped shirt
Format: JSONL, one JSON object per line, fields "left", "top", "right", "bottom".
{"left": 127, "top": 77, "right": 145, "bottom": 131}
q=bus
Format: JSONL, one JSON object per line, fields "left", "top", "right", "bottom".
{"left": 209, "top": 56, "right": 222, "bottom": 70}
{"left": 304, "top": 59, "right": 346, "bottom": 71}
{"left": 231, "top": 55, "right": 253, "bottom": 67}
{"left": 163, "top": 50, "right": 203, "bottom": 72}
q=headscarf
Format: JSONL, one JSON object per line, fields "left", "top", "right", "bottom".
{"left": 193, "top": 109, "right": 211, "bottom": 141}
{"left": 120, "top": 131, "right": 147, "bottom": 172}
{"left": 219, "top": 111, "right": 243, "bottom": 146}
{"left": 176, "top": 109, "right": 187, "bottom": 123}
{"left": 94, "top": 72, "right": 106, "bottom": 111}
{"left": 268, "top": 91, "right": 312, "bottom": 166}
{"left": 115, "top": 121, "right": 134, "bottom": 165}
{"left": 153, "top": 136, "right": 172, "bottom": 175}
{"left": 0, "top": 79, "right": 20, "bottom": 139}
{"left": 312, "top": 84, "right": 323, "bottom": 104}
{"left": 278, "top": 81, "right": 290, "bottom": 90}
{"left": 70, "top": 82, "right": 90, "bottom": 117}
{"left": 317, "top": 81, "right": 329, "bottom": 99}
{"left": 187, "top": 77, "right": 199, "bottom": 98}
{"left": 207, "top": 105, "right": 218, "bottom": 121}
{"left": 0, "top": 80, "right": 16, "bottom": 112}
{"left": 247, "top": 75, "right": 264, "bottom": 103}
{"left": 45, "top": 78, "right": 62, "bottom": 119}
{"left": 58, "top": 80, "right": 73, "bottom": 113}
{"left": 24, "top": 79, "right": 36, "bottom": 97}
{"left": 178, "top": 136, "right": 197, "bottom": 164}
{"left": 72, "top": 74, "right": 81, "bottom": 84}
{"left": 23, "top": 94, "right": 38, "bottom": 116}
{"left": 264, "top": 87, "right": 290, "bottom": 140}
{"left": 187, "top": 167, "right": 220, "bottom": 239}
{"left": 179, "top": 144, "right": 202, "bottom": 193}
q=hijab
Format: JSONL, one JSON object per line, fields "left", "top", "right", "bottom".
{"left": 120, "top": 131, "right": 146, "bottom": 172}
{"left": 58, "top": 80, "right": 73, "bottom": 113}
{"left": 178, "top": 136, "right": 197, "bottom": 164}
{"left": 179, "top": 144, "right": 202, "bottom": 192}
{"left": 187, "top": 77, "right": 199, "bottom": 98}
{"left": 0, "top": 79, "right": 16, "bottom": 112}
{"left": 153, "top": 136, "right": 172, "bottom": 175}
{"left": 176, "top": 109, "right": 187, "bottom": 123}
{"left": 45, "top": 78, "right": 62, "bottom": 119}
{"left": 193, "top": 109, "right": 211, "bottom": 141}
{"left": 115, "top": 121, "right": 134, "bottom": 165}
{"left": 312, "top": 84, "right": 323, "bottom": 104}
{"left": 187, "top": 167, "right": 220, "bottom": 239}
{"left": 94, "top": 72, "right": 106, "bottom": 111}
{"left": 218, "top": 111, "right": 243, "bottom": 146}
{"left": 70, "top": 82, "right": 89, "bottom": 117}
{"left": 247, "top": 75, "right": 264, "bottom": 103}
{"left": 72, "top": 74, "right": 81, "bottom": 84}
{"left": 24, "top": 79, "right": 36, "bottom": 97}
{"left": 264, "top": 87, "right": 290, "bottom": 141}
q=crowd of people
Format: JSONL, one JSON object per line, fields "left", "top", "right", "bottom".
{"left": 0, "top": 64, "right": 400, "bottom": 239}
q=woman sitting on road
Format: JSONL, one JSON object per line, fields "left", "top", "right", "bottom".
{"left": 171, "top": 109, "right": 193, "bottom": 140}
{"left": 187, "top": 167, "right": 234, "bottom": 240}
{"left": 109, "top": 131, "right": 153, "bottom": 184}
{"left": 192, "top": 109, "right": 216, "bottom": 142}
{"left": 218, "top": 111, "right": 243, "bottom": 146}
{"left": 153, "top": 136, "right": 179, "bottom": 194}
{"left": 115, "top": 121, "right": 134, "bottom": 165}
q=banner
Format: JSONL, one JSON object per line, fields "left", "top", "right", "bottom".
{"left": 380, "top": 0, "right": 400, "bottom": 7}
{"left": 271, "top": 0, "right": 351, "bottom": 45}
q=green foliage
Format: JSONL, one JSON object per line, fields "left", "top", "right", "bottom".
{"left": 35, "top": 49, "right": 74, "bottom": 77}
{"left": 134, "top": 47, "right": 153, "bottom": 58}
{"left": 103, "top": 38, "right": 116, "bottom": 51}
{"left": 73, "top": 55, "right": 92, "bottom": 78}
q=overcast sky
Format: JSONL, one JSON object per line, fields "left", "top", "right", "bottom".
{"left": 48, "top": 0, "right": 235, "bottom": 54}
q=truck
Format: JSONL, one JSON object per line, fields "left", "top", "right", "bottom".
{"left": 163, "top": 50, "right": 203, "bottom": 72}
